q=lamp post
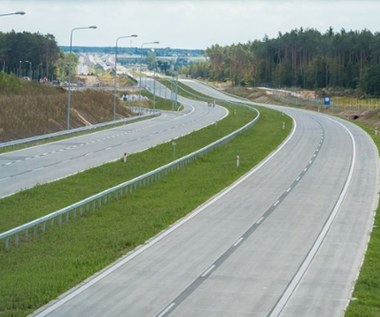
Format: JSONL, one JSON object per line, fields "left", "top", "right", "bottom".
{"left": 0, "top": 11, "right": 25, "bottom": 17}
{"left": 18, "top": 60, "right": 23, "bottom": 77}
{"left": 113, "top": 34, "right": 137, "bottom": 121}
{"left": 25, "top": 60, "right": 32, "bottom": 79}
{"left": 67, "top": 26, "right": 97, "bottom": 130}
{"left": 139, "top": 41, "right": 159, "bottom": 90}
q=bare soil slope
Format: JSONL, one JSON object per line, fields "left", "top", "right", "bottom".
{"left": 0, "top": 81, "right": 131, "bottom": 142}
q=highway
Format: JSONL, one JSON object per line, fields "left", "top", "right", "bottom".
{"left": 0, "top": 82, "right": 227, "bottom": 198}
{"left": 33, "top": 81, "right": 379, "bottom": 316}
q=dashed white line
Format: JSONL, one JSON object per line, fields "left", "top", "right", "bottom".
{"left": 201, "top": 265, "right": 215, "bottom": 278}
{"left": 256, "top": 216, "right": 265, "bottom": 224}
{"left": 233, "top": 237, "right": 244, "bottom": 247}
{"left": 296, "top": 176, "right": 301, "bottom": 182}
{"left": 273, "top": 200, "right": 280, "bottom": 207}
{"left": 157, "top": 303, "right": 176, "bottom": 317}
{"left": 286, "top": 187, "right": 292, "bottom": 193}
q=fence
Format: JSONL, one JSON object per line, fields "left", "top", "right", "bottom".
{"left": 0, "top": 103, "right": 260, "bottom": 250}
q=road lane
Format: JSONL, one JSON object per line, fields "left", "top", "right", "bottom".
{"left": 0, "top": 92, "right": 227, "bottom": 198}
{"left": 33, "top": 82, "right": 378, "bottom": 317}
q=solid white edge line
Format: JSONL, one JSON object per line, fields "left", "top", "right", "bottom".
{"left": 34, "top": 113, "right": 297, "bottom": 317}
{"left": 269, "top": 117, "right": 356, "bottom": 317}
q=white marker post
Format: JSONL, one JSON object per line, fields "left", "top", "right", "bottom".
{"left": 123, "top": 152, "right": 128, "bottom": 163}
{"left": 282, "top": 122, "right": 286, "bottom": 129}
{"left": 236, "top": 155, "right": 240, "bottom": 168}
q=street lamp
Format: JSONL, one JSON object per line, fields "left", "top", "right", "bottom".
{"left": 139, "top": 41, "right": 159, "bottom": 90}
{"left": 0, "top": 11, "right": 25, "bottom": 17}
{"left": 25, "top": 60, "right": 32, "bottom": 79}
{"left": 67, "top": 25, "right": 97, "bottom": 130}
{"left": 18, "top": 60, "right": 23, "bottom": 77}
{"left": 113, "top": 34, "right": 137, "bottom": 121}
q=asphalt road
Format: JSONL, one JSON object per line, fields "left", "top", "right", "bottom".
{"left": 34, "top": 81, "right": 379, "bottom": 316}
{"left": 0, "top": 83, "right": 227, "bottom": 198}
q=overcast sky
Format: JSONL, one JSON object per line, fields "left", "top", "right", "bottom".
{"left": 1, "top": 0, "right": 379, "bottom": 49}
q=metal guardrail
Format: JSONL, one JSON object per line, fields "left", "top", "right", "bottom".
{"left": 0, "top": 104, "right": 260, "bottom": 250}
{"left": 0, "top": 108, "right": 160, "bottom": 149}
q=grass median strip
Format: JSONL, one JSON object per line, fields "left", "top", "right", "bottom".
{"left": 0, "top": 105, "right": 291, "bottom": 317}
{"left": 0, "top": 103, "right": 252, "bottom": 232}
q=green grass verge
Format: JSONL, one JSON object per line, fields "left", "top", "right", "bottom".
{"left": 344, "top": 122, "right": 380, "bottom": 317}
{"left": 0, "top": 105, "right": 292, "bottom": 317}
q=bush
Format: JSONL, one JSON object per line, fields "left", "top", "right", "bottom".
{"left": 0, "top": 72, "right": 22, "bottom": 93}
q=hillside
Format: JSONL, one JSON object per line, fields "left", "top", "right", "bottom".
{"left": 0, "top": 79, "right": 132, "bottom": 142}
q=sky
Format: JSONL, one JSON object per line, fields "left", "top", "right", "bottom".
{"left": 1, "top": 0, "right": 380, "bottom": 50}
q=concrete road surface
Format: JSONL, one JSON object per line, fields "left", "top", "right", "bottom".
{"left": 33, "top": 81, "right": 379, "bottom": 317}
{"left": 0, "top": 86, "right": 227, "bottom": 198}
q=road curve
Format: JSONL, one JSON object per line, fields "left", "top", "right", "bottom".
{"left": 0, "top": 83, "right": 227, "bottom": 198}
{"left": 33, "top": 81, "right": 379, "bottom": 317}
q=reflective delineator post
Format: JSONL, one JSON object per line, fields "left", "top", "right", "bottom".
{"left": 124, "top": 152, "right": 128, "bottom": 163}
{"left": 236, "top": 155, "right": 240, "bottom": 168}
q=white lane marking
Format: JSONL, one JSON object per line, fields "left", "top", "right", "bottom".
{"left": 201, "top": 265, "right": 215, "bottom": 278}
{"left": 233, "top": 237, "right": 244, "bottom": 247}
{"left": 5, "top": 162, "right": 12, "bottom": 166}
{"left": 269, "top": 118, "right": 356, "bottom": 317}
{"left": 303, "top": 167, "right": 308, "bottom": 172}
{"left": 296, "top": 176, "right": 301, "bottom": 182}
{"left": 157, "top": 303, "right": 176, "bottom": 317}
{"left": 256, "top": 216, "right": 265, "bottom": 224}
{"left": 273, "top": 200, "right": 280, "bottom": 207}
{"left": 286, "top": 187, "right": 292, "bottom": 193}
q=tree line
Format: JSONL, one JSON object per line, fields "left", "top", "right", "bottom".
{"left": 184, "top": 28, "right": 380, "bottom": 96}
{"left": 0, "top": 30, "right": 62, "bottom": 80}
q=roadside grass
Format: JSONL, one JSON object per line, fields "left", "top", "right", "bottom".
{"left": 344, "top": 121, "right": 380, "bottom": 317}
{"left": 0, "top": 106, "right": 292, "bottom": 317}
{"left": 157, "top": 78, "right": 212, "bottom": 101}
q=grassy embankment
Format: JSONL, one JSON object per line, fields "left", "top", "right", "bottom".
{"left": 0, "top": 89, "right": 292, "bottom": 316}
{"left": 0, "top": 80, "right": 133, "bottom": 142}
